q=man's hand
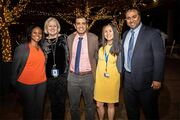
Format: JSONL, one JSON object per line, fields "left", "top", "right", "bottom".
{"left": 151, "top": 81, "right": 161, "bottom": 90}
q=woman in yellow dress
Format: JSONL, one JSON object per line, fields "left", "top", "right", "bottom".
{"left": 94, "top": 23, "right": 121, "bottom": 120}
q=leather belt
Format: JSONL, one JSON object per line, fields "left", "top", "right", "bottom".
{"left": 70, "top": 71, "right": 92, "bottom": 76}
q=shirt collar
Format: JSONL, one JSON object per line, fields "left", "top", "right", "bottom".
{"left": 130, "top": 22, "right": 142, "bottom": 34}
{"left": 76, "top": 33, "right": 87, "bottom": 39}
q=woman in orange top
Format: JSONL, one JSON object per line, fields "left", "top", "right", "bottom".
{"left": 12, "top": 25, "right": 47, "bottom": 120}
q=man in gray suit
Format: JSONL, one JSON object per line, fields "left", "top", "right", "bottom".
{"left": 121, "top": 7, "right": 165, "bottom": 120}
{"left": 67, "top": 16, "right": 98, "bottom": 120}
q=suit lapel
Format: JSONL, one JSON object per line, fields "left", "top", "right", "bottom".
{"left": 69, "top": 34, "right": 75, "bottom": 59}
{"left": 87, "top": 33, "right": 91, "bottom": 56}
{"left": 132, "top": 25, "right": 145, "bottom": 57}
{"left": 17, "top": 44, "right": 29, "bottom": 79}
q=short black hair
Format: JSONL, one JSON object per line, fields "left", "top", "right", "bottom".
{"left": 125, "top": 7, "right": 141, "bottom": 16}
{"left": 75, "top": 16, "right": 88, "bottom": 24}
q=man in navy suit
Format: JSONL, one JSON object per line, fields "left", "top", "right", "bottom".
{"left": 121, "top": 7, "right": 165, "bottom": 120}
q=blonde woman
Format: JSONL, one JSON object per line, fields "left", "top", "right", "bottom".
{"left": 41, "top": 17, "right": 69, "bottom": 120}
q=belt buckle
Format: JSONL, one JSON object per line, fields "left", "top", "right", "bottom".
{"left": 70, "top": 71, "right": 91, "bottom": 76}
{"left": 78, "top": 71, "right": 91, "bottom": 76}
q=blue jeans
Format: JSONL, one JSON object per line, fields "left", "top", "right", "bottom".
{"left": 67, "top": 72, "right": 95, "bottom": 120}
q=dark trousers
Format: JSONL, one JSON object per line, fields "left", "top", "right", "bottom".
{"left": 123, "top": 71, "right": 159, "bottom": 120}
{"left": 17, "top": 82, "right": 46, "bottom": 120}
{"left": 67, "top": 72, "right": 95, "bottom": 120}
{"left": 47, "top": 75, "right": 67, "bottom": 120}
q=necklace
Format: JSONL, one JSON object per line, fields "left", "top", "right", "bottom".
{"left": 47, "top": 34, "right": 60, "bottom": 44}
{"left": 48, "top": 37, "right": 58, "bottom": 44}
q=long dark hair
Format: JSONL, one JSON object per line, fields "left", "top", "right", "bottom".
{"left": 101, "top": 23, "right": 120, "bottom": 56}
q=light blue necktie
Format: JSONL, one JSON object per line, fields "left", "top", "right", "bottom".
{"left": 74, "top": 37, "right": 83, "bottom": 74}
{"left": 127, "top": 30, "right": 135, "bottom": 71}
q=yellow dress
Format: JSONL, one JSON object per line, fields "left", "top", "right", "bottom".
{"left": 94, "top": 44, "right": 120, "bottom": 103}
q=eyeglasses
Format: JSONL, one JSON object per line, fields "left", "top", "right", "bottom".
{"left": 125, "top": 15, "right": 138, "bottom": 21}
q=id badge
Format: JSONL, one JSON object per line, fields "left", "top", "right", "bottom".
{"left": 51, "top": 68, "right": 59, "bottom": 78}
{"left": 104, "top": 73, "right": 110, "bottom": 78}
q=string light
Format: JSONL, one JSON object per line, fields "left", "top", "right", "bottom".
{"left": 0, "top": 0, "right": 29, "bottom": 62}
{"left": 2, "top": 27, "right": 11, "bottom": 62}
{"left": 22, "top": 0, "right": 159, "bottom": 31}
{"left": 0, "top": 0, "right": 160, "bottom": 62}
{"left": 23, "top": 1, "right": 113, "bottom": 30}
{"left": 112, "top": 16, "right": 125, "bottom": 36}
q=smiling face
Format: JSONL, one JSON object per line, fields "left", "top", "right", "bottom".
{"left": 103, "top": 25, "right": 114, "bottom": 44}
{"left": 47, "top": 20, "right": 59, "bottom": 37}
{"left": 74, "top": 17, "right": 88, "bottom": 35}
{"left": 31, "top": 27, "right": 42, "bottom": 43}
{"left": 125, "top": 9, "right": 141, "bottom": 29}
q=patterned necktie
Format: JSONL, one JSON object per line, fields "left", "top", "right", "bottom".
{"left": 74, "top": 37, "right": 83, "bottom": 74}
{"left": 127, "top": 30, "right": 135, "bottom": 71}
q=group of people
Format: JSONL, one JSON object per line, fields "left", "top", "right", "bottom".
{"left": 11, "top": 7, "right": 165, "bottom": 120}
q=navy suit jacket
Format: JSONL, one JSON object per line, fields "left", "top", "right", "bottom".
{"left": 121, "top": 24, "right": 165, "bottom": 90}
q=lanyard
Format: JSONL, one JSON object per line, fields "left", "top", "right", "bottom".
{"left": 104, "top": 46, "right": 112, "bottom": 72}
{"left": 104, "top": 50, "right": 110, "bottom": 72}
{"left": 51, "top": 43, "right": 56, "bottom": 68}
{"left": 50, "top": 40, "right": 57, "bottom": 68}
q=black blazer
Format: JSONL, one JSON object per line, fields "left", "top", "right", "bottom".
{"left": 121, "top": 24, "right": 165, "bottom": 90}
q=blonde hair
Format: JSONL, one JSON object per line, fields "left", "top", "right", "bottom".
{"left": 44, "top": 17, "right": 61, "bottom": 34}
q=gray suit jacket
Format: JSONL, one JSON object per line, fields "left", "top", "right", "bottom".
{"left": 11, "top": 43, "right": 30, "bottom": 86}
{"left": 67, "top": 32, "right": 98, "bottom": 80}
{"left": 121, "top": 24, "right": 165, "bottom": 90}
